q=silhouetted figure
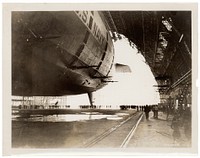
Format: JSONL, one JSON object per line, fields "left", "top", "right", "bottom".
{"left": 152, "top": 105, "right": 156, "bottom": 118}
{"left": 166, "top": 105, "right": 170, "bottom": 120}
{"left": 142, "top": 106, "right": 145, "bottom": 111}
{"left": 162, "top": 105, "right": 166, "bottom": 113}
{"left": 154, "top": 105, "right": 159, "bottom": 119}
{"left": 144, "top": 105, "right": 151, "bottom": 120}
{"left": 183, "top": 106, "right": 191, "bottom": 141}
{"left": 171, "top": 114, "right": 181, "bottom": 145}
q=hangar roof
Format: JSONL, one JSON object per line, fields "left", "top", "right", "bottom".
{"left": 103, "top": 11, "right": 191, "bottom": 93}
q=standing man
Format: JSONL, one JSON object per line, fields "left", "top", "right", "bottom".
{"left": 171, "top": 114, "right": 181, "bottom": 145}
{"left": 152, "top": 105, "right": 156, "bottom": 118}
{"left": 154, "top": 105, "right": 159, "bottom": 119}
{"left": 166, "top": 105, "right": 170, "bottom": 121}
{"left": 144, "top": 105, "right": 151, "bottom": 120}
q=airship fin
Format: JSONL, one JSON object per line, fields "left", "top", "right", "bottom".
{"left": 115, "top": 63, "right": 132, "bottom": 73}
{"left": 87, "top": 92, "right": 94, "bottom": 108}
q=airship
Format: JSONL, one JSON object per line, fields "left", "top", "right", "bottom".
{"left": 12, "top": 11, "right": 117, "bottom": 105}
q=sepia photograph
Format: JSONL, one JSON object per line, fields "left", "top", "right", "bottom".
{"left": 2, "top": 2, "right": 198, "bottom": 156}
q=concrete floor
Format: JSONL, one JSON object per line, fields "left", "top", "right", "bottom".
{"left": 12, "top": 109, "right": 137, "bottom": 148}
{"left": 12, "top": 109, "right": 191, "bottom": 149}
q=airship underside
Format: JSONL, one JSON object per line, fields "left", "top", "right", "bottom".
{"left": 12, "top": 11, "right": 115, "bottom": 96}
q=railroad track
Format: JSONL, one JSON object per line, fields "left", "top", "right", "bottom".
{"left": 83, "top": 112, "right": 144, "bottom": 148}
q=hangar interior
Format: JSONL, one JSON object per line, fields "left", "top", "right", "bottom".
{"left": 103, "top": 11, "right": 192, "bottom": 114}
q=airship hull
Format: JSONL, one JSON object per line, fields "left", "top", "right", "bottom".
{"left": 12, "top": 11, "right": 114, "bottom": 96}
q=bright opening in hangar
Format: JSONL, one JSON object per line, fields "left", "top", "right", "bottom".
{"left": 67, "top": 36, "right": 160, "bottom": 107}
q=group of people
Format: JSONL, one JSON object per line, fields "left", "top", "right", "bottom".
{"left": 142, "top": 104, "right": 191, "bottom": 145}
{"left": 143, "top": 105, "right": 159, "bottom": 120}
{"left": 143, "top": 105, "right": 181, "bottom": 144}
